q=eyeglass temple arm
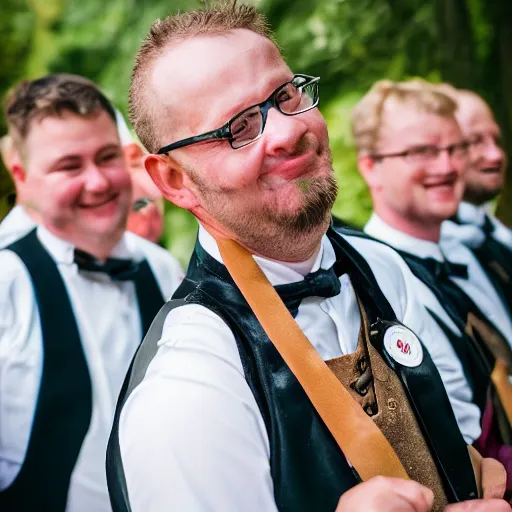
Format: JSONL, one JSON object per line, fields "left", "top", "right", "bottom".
{"left": 157, "top": 125, "right": 231, "bottom": 154}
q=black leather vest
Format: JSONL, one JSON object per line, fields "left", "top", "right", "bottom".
{"left": 107, "top": 227, "right": 477, "bottom": 512}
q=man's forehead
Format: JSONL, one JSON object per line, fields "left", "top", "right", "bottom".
{"left": 150, "top": 30, "right": 287, "bottom": 123}
{"left": 380, "top": 100, "right": 459, "bottom": 138}
{"left": 25, "top": 111, "right": 120, "bottom": 160}
{"left": 456, "top": 94, "right": 497, "bottom": 132}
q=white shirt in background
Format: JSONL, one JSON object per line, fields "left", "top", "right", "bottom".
{"left": 0, "top": 205, "right": 36, "bottom": 248}
{"left": 442, "top": 201, "right": 512, "bottom": 251}
{"left": 366, "top": 213, "right": 512, "bottom": 346}
{"left": 0, "top": 226, "right": 183, "bottom": 512}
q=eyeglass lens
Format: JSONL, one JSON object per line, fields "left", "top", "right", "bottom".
{"left": 230, "top": 78, "right": 318, "bottom": 149}
{"left": 405, "top": 143, "right": 468, "bottom": 163}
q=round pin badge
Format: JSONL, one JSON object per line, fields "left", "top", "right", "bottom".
{"left": 383, "top": 325, "right": 423, "bottom": 367}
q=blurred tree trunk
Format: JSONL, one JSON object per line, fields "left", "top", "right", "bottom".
{"left": 490, "top": 0, "right": 512, "bottom": 226}
{"left": 433, "top": 0, "right": 476, "bottom": 88}
{"left": 435, "top": 0, "right": 512, "bottom": 226}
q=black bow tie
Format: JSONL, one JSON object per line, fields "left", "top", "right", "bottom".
{"left": 275, "top": 264, "right": 341, "bottom": 306}
{"left": 481, "top": 214, "right": 495, "bottom": 236}
{"left": 455, "top": 211, "right": 495, "bottom": 237}
{"left": 423, "top": 257, "right": 469, "bottom": 280}
{"left": 74, "top": 249, "right": 140, "bottom": 281}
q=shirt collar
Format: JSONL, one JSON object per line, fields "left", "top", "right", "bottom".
{"left": 0, "top": 205, "right": 36, "bottom": 237}
{"left": 457, "top": 202, "right": 487, "bottom": 226}
{"left": 197, "top": 225, "right": 336, "bottom": 287}
{"left": 365, "top": 213, "right": 445, "bottom": 261}
{"left": 37, "top": 225, "right": 136, "bottom": 265}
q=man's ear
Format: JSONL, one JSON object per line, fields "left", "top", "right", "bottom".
{"left": 123, "top": 143, "right": 145, "bottom": 164}
{"left": 144, "top": 154, "right": 199, "bottom": 210}
{"left": 357, "top": 155, "right": 381, "bottom": 190}
{"left": 10, "top": 162, "right": 26, "bottom": 184}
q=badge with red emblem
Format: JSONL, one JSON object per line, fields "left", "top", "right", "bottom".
{"left": 383, "top": 325, "right": 423, "bottom": 367}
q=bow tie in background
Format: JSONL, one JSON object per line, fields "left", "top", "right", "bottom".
{"left": 275, "top": 264, "right": 342, "bottom": 304}
{"left": 74, "top": 249, "right": 140, "bottom": 281}
{"left": 422, "top": 257, "right": 469, "bottom": 280}
{"left": 481, "top": 214, "right": 495, "bottom": 237}
{"left": 456, "top": 211, "right": 495, "bottom": 237}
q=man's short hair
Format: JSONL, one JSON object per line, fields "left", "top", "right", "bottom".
{"left": 351, "top": 79, "right": 457, "bottom": 155}
{"left": 129, "top": 1, "right": 274, "bottom": 154}
{"left": 4, "top": 73, "right": 116, "bottom": 157}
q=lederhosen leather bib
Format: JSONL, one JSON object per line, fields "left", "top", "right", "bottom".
{"left": 326, "top": 300, "right": 448, "bottom": 510}
{"left": 0, "top": 229, "right": 165, "bottom": 511}
{"left": 107, "top": 227, "right": 477, "bottom": 512}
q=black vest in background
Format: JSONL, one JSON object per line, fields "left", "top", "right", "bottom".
{"left": 107, "top": 227, "right": 476, "bottom": 512}
{"left": 397, "top": 249, "right": 501, "bottom": 381}
{"left": 451, "top": 214, "right": 512, "bottom": 315}
{"left": 0, "top": 229, "right": 165, "bottom": 511}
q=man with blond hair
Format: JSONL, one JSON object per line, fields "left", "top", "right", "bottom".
{"left": 106, "top": 4, "right": 510, "bottom": 511}
{"left": 440, "top": 88, "right": 512, "bottom": 313}
{"left": 0, "top": 73, "right": 183, "bottom": 511}
{"left": 353, "top": 79, "right": 512, "bottom": 488}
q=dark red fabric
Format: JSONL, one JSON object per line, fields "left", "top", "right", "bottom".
{"left": 474, "top": 399, "right": 512, "bottom": 492}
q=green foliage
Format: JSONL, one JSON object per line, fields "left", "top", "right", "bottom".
{"left": 1, "top": 0, "right": 511, "bottom": 255}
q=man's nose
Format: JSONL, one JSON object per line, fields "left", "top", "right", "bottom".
{"left": 433, "top": 148, "right": 458, "bottom": 171}
{"left": 83, "top": 164, "right": 110, "bottom": 193}
{"left": 263, "top": 108, "right": 309, "bottom": 156}
{"left": 482, "top": 139, "right": 503, "bottom": 164}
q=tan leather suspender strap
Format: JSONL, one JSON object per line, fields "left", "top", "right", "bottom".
{"left": 491, "top": 360, "right": 512, "bottom": 427}
{"left": 216, "top": 237, "right": 410, "bottom": 481}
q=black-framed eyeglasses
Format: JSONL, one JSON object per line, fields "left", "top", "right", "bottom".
{"left": 371, "top": 141, "right": 470, "bottom": 164}
{"left": 157, "top": 74, "right": 320, "bottom": 154}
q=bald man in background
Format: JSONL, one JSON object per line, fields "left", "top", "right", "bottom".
{"left": 441, "top": 88, "right": 512, "bottom": 314}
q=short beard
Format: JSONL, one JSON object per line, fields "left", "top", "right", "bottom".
{"left": 463, "top": 183, "right": 502, "bottom": 206}
{"left": 190, "top": 168, "right": 339, "bottom": 260}
{"left": 260, "top": 174, "right": 338, "bottom": 235}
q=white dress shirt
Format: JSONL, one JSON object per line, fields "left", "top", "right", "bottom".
{"left": 442, "top": 201, "right": 512, "bottom": 251}
{"left": 0, "top": 226, "right": 183, "bottom": 511}
{"left": 0, "top": 205, "right": 36, "bottom": 248}
{"left": 119, "top": 226, "right": 481, "bottom": 512}
{"left": 367, "top": 213, "right": 512, "bottom": 346}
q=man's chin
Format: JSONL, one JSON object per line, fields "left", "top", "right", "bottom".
{"left": 464, "top": 182, "right": 502, "bottom": 205}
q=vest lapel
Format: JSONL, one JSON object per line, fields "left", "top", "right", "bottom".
{"left": 132, "top": 260, "right": 166, "bottom": 337}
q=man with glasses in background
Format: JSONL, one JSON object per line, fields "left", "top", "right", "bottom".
{"left": 440, "top": 88, "right": 512, "bottom": 314}
{"left": 355, "top": 79, "right": 512, "bottom": 486}
{"left": 107, "top": 4, "right": 508, "bottom": 511}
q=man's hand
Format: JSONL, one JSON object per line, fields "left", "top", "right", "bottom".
{"left": 335, "top": 477, "right": 434, "bottom": 512}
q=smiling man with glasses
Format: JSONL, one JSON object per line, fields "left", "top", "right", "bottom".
{"left": 354, "top": 79, "right": 512, "bottom": 484}
{"left": 106, "top": 5, "right": 509, "bottom": 512}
